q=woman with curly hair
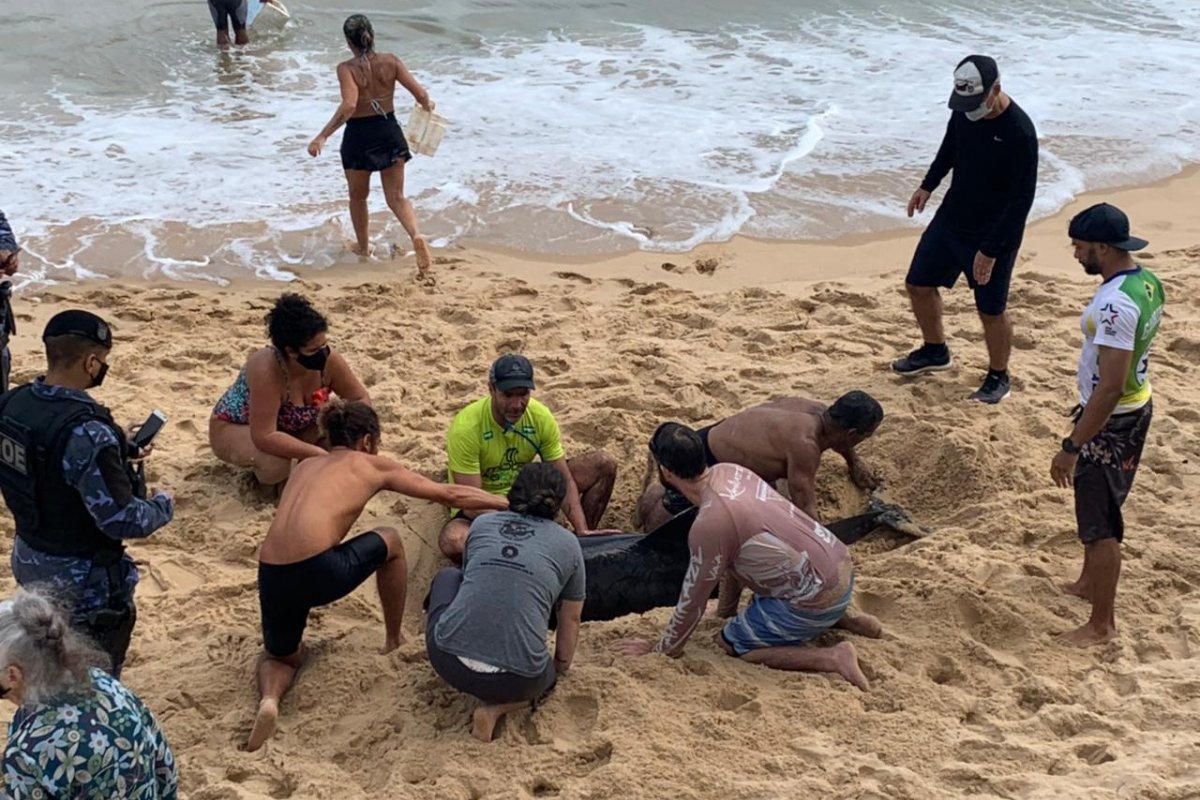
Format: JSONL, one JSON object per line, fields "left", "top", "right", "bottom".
{"left": 0, "top": 588, "right": 177, "bottom": 798}
{"left": 209, "top": 293, "right": 369, "bottom": 486}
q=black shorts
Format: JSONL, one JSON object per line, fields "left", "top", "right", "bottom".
{"left": 258, "top": 531, "right": 389, "bottom": 657}
{"left": 208, "top": 0, "right": 248, "bottom": 31}
{"left": 1074, "top": 401, "right": 1152, "bottom": 544}
{"left": 661, "top": 423, "right": 719, "bottom": 515}
{"left": 905, "top": 216, "right": 1020, "bottom": 316}
{"left": 341, "top": 113, "right": 412, "bottom": 172}
{"left": 425, "top": 568, "right": 557, "bottom": 705}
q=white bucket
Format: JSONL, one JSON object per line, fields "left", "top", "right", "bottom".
{"left": 406, "top": 106, "right": 448, "bottom": 157}
{"left": 249, "top": 0, "right": 290, "bottom": 28}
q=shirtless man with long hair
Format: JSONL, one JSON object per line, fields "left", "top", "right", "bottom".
{"left": 247, "top": 400, "right": 506, "bottom": 750}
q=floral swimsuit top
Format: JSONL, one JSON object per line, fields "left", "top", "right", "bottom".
{"left": 212, "top": 347, "right": 331, "bottom": 434}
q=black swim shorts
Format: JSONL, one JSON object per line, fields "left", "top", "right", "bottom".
{"left": 341, "top": 113, "right": 413, "bottom": 172}
{"left": 258, "top": 530, "right": 389, "bottom": 657}
{"left": 208, "top": 0, "right": 248, "bottom": 31}
{"left": 1074, "top": 401, "right": 1153, "bottom": 545}
{"left": 905, "top": 215, "right": 1020, "bottom": 316}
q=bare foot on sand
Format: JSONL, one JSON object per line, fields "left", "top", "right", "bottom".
{"left": 831, "top": 642, "right": 870, "bottom": 691}
{"left": 471, "top": 700, "right": 527, "bottom": 742}
{"left": 380, "top": 633, "right": 407, "bottom": 655}
{"left": 1059, "top": 623, "right": 1116, "bottom": 648}
{"left": 472, "top": 706, "right": 504, "bottom": 743}
{"left": 246, "top": 699, "right": 278, "bottom": 752}
{"left": 1060, "top": 580, "right": 1091, "bottom": 600}
{"left": 413, "top": 236, "right": 432, "bottom": 275}
{"left": 836, "top": 610, "right": 883, "bottom": 639}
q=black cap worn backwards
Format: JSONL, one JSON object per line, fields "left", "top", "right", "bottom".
{"left": 1067, "top": 203, "right": 1149, "bottom": 251}
{"left": 489, "top": 353, "right": 535, "bottom": 392}
{"left": 948, "top": 54, "right": 999, "bottom": 111}
{"left": 42, "top": 310, "right": 113, "bottom": 348}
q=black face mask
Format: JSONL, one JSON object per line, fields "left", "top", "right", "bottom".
{"left": 90, "top": 360, "right": 109, "bottom": 389}
{"left": 295, "top": 345, "right": 330, "bottom": 372}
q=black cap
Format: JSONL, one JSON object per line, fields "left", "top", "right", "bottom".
{"left": 1067, "top": 203, "right": 1149, "bottom": 251}
{"left": 489, "top": 353, "right": 535, "bottom": 392}
{"left": 948, "top": 55, "right": 999, "bottom": 111}
{"left": 42, "top": 310, "right": 113, "bottom": 348}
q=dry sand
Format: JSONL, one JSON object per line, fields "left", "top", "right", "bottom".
{"left": 2, "top": 172, "right": 1199, "bottom": 799}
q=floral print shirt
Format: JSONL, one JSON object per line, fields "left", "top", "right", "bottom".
{"left": 3, "top": 668, "right": 177, "bottom": 799}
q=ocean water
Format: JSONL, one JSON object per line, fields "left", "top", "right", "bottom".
{"left": 2, "top": 0, "right": 1199, "bottom": 283}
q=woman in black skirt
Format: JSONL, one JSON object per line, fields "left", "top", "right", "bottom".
{"left": 307, "top": 14, "right": 435, "bottom": 281}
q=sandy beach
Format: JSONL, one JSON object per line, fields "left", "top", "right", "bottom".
{"left": 1, "top": 170, "right": 1198, "bottom": 799}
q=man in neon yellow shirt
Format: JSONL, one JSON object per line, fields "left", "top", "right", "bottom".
{"left": 439, "top": 354, "right": 618, "bottom": 559}
{"left": 1051, "top": 203, "right": 1163, "bottom": 647}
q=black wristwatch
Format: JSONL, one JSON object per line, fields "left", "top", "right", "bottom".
{"left": 1061, "top": 437, "right": 1081, "bottom": 455}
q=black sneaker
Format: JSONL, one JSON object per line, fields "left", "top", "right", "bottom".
{"left": 891, "top": 344, "right": 952, "bottom": 376}
{"left": 970, "top": 370, "right": 1011, "bottom": 404}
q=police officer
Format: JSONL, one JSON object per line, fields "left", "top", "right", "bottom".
{"left": 0, "top": 210, "right": 20, "bottom": 391}
{"left": 0, "top": 310, "right": 174, "bottom": 677}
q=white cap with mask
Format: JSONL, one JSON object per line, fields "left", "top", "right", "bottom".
{"left": 948, "top": 54, "right": 999, "bottom": 122}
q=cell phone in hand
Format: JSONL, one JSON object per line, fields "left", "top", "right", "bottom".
{"left": 131, "top": 410, "right": 169, "bottom": 451}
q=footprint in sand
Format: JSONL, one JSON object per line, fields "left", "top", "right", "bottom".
{"left": 925, "top": 655, "right": 965, "bottom": 687}
{"left": 530, "top": 777, "right": 561, "bottom": 797}
{"left": 553, "top": 271, "right": 593, "bottom": 284}
{"left": 1165, "top": 336, "right": 1200, "bottom": 364}
{"left": 141, "top": 560, "right": 204, "bottom": 596}
{"left": 1074, "top": 742, "right": 1118, "bottom": 765}
{"left": 564, "top": 694, "right": 600, "bottom": 736}
{"left": 715, "top": 688, "right": 759, "bottom": 713}
{"left": 225, "top": 766, "right": 296, "bottom": 798}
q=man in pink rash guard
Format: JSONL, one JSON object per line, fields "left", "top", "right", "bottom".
{"left": 615, "top": 423, "right": 880, "bottom": 689}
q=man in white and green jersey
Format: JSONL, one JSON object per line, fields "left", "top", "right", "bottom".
{"left": 1051, "top": 203, "right": 1164, "bottom": 647}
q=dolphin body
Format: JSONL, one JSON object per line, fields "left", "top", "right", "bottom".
{"left": 574, "top": 495, "right": 924, "bottom": 624}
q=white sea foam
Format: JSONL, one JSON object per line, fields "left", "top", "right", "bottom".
{"left": 2, "top": 0, "right": 1199, "bottom": 281}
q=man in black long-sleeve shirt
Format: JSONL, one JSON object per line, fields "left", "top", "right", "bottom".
{"left": 893, "top": 55, "right": 1038, "bottom": 404}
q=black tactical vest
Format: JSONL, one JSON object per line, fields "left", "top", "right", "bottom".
{"left": 0, "top": 384, "right": 128, "bottom": 558}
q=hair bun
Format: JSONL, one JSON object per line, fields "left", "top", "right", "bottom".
{"left": 13, "top": 592, "right": 66, "bottom": 652}
{"left": 43, "top": 618, "right": 64, "bottom": 645}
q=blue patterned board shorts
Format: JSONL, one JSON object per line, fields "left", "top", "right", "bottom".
{"left": 721, "top": 579, "right": 854, "bottom": 656}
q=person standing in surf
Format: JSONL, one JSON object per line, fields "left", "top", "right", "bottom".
{"left": 893, "top": 55, "right": 1039, "bottom": 404}
{"left": 307, "top": 14, "right": 435, "bottom": 281}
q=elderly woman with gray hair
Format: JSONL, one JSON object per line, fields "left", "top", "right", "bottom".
{"left": 0, "top": 588, "right": 177, "bottom": 799}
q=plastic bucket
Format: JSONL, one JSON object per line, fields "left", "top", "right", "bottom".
{"left": 406, "top": 106, "right": 448, "bottom": 157}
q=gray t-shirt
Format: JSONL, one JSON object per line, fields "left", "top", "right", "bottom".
{"left": 432, "top": 511, "right": 586, "bottom": 677}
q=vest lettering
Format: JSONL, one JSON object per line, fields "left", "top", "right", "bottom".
{"left": 0, "top": 434, "right": 26, "bottom": 474}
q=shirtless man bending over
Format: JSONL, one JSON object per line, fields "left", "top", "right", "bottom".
{"left": 247, "top": 400, "right": 507, "bottom": 751}
{"left": 616, "top": 423, "right": 880, "bottom": 689}
{"left": 635, "top": 391, "right": 883, "bottom": 531}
